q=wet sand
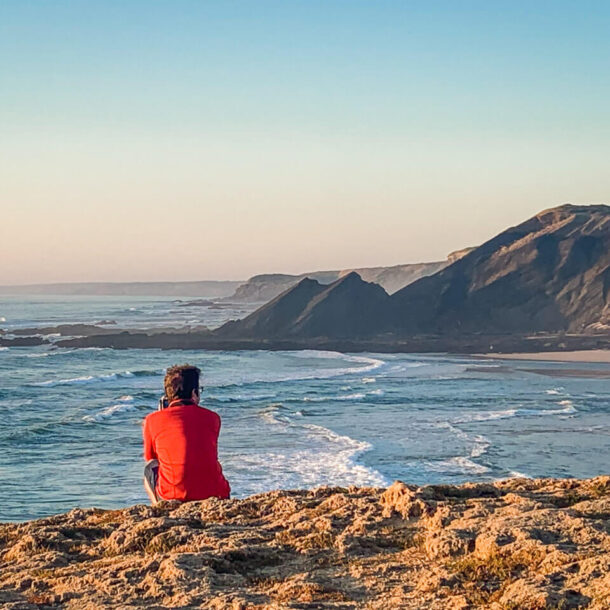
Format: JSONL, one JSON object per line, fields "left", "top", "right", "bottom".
{"left": 481, "top": 349, "right": 610, "bottom": 364}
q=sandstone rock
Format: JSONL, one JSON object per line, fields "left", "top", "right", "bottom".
{"left": 1, "top": 476, "right": 609, "bottom": 608}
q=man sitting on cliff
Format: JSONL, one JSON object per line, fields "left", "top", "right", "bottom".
{"left": 143, "top": 364, "right": 230, "bottom": 503}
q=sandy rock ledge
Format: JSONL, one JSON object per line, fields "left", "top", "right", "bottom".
{"left": 1, "top": 476, "right": 609, "bottom": 609}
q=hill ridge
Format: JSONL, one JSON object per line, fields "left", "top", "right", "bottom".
{"left": 219, "top": 204, "right": 610, "bottom": 340}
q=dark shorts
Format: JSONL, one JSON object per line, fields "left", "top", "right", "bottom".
{"left": 144, "top": 459, "right": 160, "bottom": 502}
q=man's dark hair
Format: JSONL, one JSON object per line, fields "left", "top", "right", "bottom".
{"left": 164, "top": 364, "right": 201, "bottom": 401}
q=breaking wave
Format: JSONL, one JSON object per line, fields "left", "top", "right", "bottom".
{"left": 83, "top": 396, "right": 138, "bottom": 422}
{"left": 34, "top": 370, "right": 161, "bottom": 387}
{"left": 306, "top": 388, "right": 383, "bottom": 402}
{"left": 453, "top": 400, "right": 576, "bottom": 423}
{"left": 255, "top": 403, "right": 388, "bottom": 488}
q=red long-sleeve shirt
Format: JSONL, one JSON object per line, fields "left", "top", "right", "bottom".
{"left": 143, "top": 400, "right": 230, "bottom": 501}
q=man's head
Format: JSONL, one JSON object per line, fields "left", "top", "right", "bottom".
{"left": 164, "top": 364, "right": 201, "bottom": 404}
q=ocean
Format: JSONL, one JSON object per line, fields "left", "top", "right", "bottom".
{"left": 1, "top": 295, "right": 609, "bottom": 522}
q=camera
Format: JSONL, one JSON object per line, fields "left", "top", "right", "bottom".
{"left": 158, "top": 396, "right": 169, "bottom": 410}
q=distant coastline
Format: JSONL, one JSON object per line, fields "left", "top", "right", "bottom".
{"left": 0, "top": 280, "right": 241, "bottom": 298}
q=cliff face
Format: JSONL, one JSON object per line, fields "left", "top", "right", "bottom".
{"left": 218, "top": 205, "right": 610, "bottom": 340}
{"left": 219, "top": 273, "right": 391, "bottom": 339}
{"left": 283, "top": 272, "right": 391, "bottom": 339}
{"left": 1, "top": 476, "right": 609, "bottom": 609}
{"left": 341, "top": 261, "right": 448, "bottom": 295}
{"left": 228, "top": 260, "right": 450, "bottom": 303}
{"left": 392, "top": 204, "right": 610, "bottom": 334}
{"left": 219, "top": 278, "right": 328, "bottom": 338}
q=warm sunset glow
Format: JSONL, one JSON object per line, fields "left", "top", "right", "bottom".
{"left": 1, "top": 1, "right": 608, "bottom": 284}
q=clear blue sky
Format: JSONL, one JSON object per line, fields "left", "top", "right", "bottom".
{"left": 1, "top": 1, "right": 609, "bottom": 283}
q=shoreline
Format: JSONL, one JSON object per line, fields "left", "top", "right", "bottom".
{"left": 480, "top": 349, "right": 610, "bottom": 363}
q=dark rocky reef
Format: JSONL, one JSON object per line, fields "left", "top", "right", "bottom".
{"left": 0, "top": 336, "right": 49, "bottom": 347}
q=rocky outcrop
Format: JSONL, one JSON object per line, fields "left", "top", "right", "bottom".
{"left": 54, "top": 329, "right": 610, "bottom": 352}
{"left": 218, "top": 273, "right": 391, "bottom": 339}
{"left": 229, "top": 273, "right": 336, "bottom": 303}
{"left": 340, "top": 262, "right": 448, "bottom": 295}
{"left": 219, "top": 277, "right": 328, "bottom": 338}
{"left": 392, "top": 204, "right": 610, "bottom": 334}
{"left": 447, "top": 247, "right": 476, "bottom": 264}
{"left": 0, "top": 336, "right": 49, "bottom": 347}
{"left": 1, "top": 476, "right": 609, "bottom": 608}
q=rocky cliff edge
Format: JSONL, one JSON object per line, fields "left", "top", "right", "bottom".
{"left": 1, "top": 476, "right": 609, "bottom": 609}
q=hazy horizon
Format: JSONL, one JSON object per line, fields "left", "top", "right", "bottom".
{"left": 2, "top": 1, "right": 609, "bottom": 284}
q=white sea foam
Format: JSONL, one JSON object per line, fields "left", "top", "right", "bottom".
{"left": 298, "top": 388, "right": 384, "bottom": 402}
{"left": 259, "top": 403, "right": 291, "bottom": 426}
{"left": 546, "top": 389, "right": 563, "bottom": 395}
{"left": 469, "top": 434, "right": 491, "bottom": 458}
{"left": 72, "top": 347, "right": 109, "bottom": 352}
{"left": 512, "top": 401, "right": 576, "bottom": 417}
{"left": 83, "top": 402, "right": 138, "bottom": 422}
{"left": 454, "top": 400, "right": 577, "bottom": 423}
{"left": 362, "top": 377, "right": 376, "bottom": 384}
{"left": 286, "top": 351, "right": 385, "bottom": 378}
{"left": 509, "top": 470, "right": 531, "bottom": 479}
{"left": 440, "top": 456, "right": 490, "bottom": 475}
{"left": 425, "top": 453, "right": 490, "bottom": 475}
{"left": 34, "top": 370, "right": 159, "bottom": 387}
{"left": 0, "top": 347, "right": 8, "bottom": 352}
{"left": 211, "top": 352, "right": 384, "bottom": 388}
{"left": 0, "top": 317, "right": 6, "bottom": 322}
{"left": 454, "top": 409, "right": 517, "bottom": 423}
{"left": 36, "top": 373, "right": 127, "bottom": 386}
{"left": 211, "top": 392, "right": 278, "bottom": 403}
{"left": 391, "top": 362, "right": 427, "bottom": 370}
{"left": 429, "top": 422, "right": 491, "bottom": 476}
{"left": 447, "top": 423, "right": 491, "bottom": 458}
{"left": 254, "top": 404, "right": 388, "bottom": 488}
{"left": 302, "top": 393, "right": 366, "bottom": 402}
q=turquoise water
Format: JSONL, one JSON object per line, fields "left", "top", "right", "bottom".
{"left": 1, "top": 296, "right": 609, "bottom": 521}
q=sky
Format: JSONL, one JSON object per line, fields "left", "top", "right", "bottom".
{"left": 1, "top": 1, "right": 609, "bottom": 284}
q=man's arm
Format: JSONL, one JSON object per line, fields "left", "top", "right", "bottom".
{"left": 143, "top": 416, "right": 157, "bottom": 461}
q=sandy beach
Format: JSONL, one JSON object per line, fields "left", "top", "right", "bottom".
{"left": 482, "top": 349, "right": 610, "bottom": 364}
